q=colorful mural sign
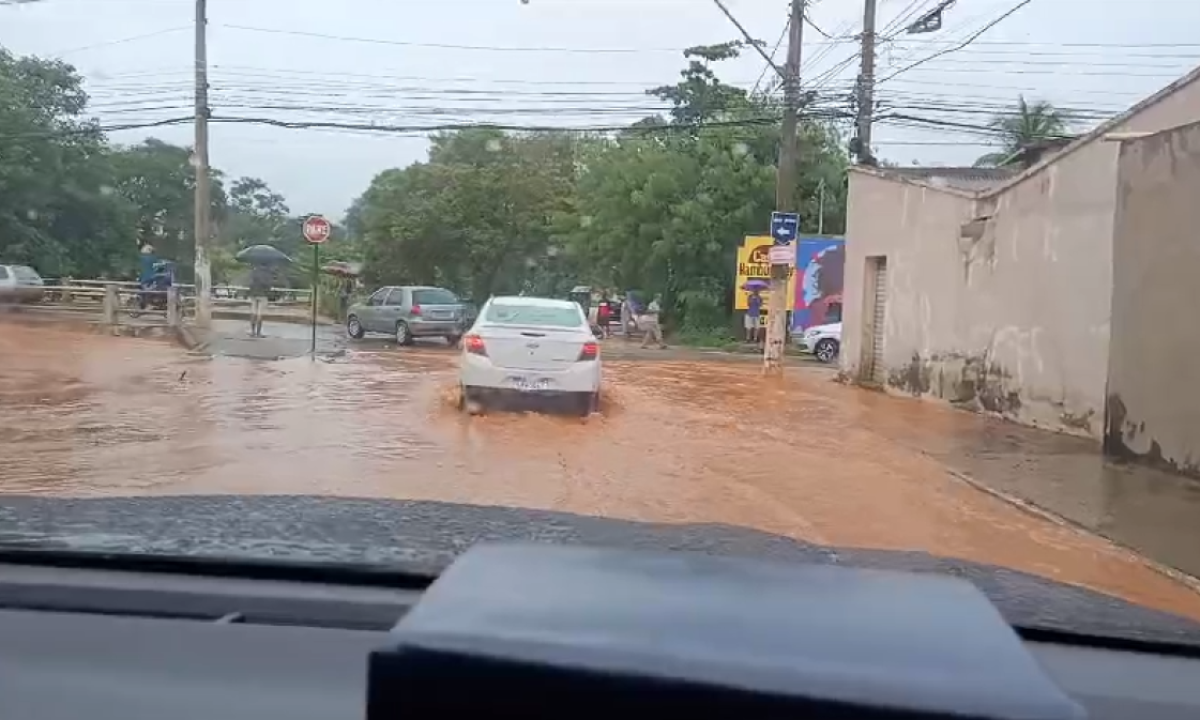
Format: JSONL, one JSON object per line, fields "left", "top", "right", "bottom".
{"left": 792, "top": 237, "right": 845, "bottom": 332}
{"left": 734, "top": 235, "right": 797, "bottom": 312}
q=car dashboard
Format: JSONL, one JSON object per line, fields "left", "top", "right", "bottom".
{"left": 1, "top": 544, "right": 1199, "bottom": 720}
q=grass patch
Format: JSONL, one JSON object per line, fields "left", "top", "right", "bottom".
{"left": 671, "top": 326, "right": 741, "bottom": 351}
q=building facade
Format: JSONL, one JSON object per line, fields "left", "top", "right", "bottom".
{"left": 840, "top": 66, "right": 1200, "bottom": 448}
{"left": 1106, "top": 119, "right": 1200, "bottom": 474}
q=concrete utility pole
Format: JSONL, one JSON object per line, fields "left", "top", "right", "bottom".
{"left": 193, "top": 0, "right": 213, "bottom": 327}
{"left": 854, "top": 0, "right": 878, "bottom": 164}
{"left": 762, "top": 0, "right": 806, "bottom": 374}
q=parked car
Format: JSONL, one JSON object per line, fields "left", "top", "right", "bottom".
{"left": 0, "top": 264, "right": 45, "bottom": 304}
{"left": 796, "top": 322, "right": 842, "bottom": 363}
{"left": 345, "top": 285, "right": 465, "bottom": 345}
{"left": 459, "top": 295, "right": 601, "bottom": 417}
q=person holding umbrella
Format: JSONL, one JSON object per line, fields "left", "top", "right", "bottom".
{"left": 743, "top": 280, "right": 767, "bottom": 345}
{"left": 236, "top": 244, "right": 292, "bottom": 338}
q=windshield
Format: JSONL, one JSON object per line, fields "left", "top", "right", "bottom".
{"left": 412, "top": 288, "right": 458, "bottom": 306}
{"left": 484, "top": 302, "right": 583, "bottom": 328}
{"left": 3, "top": 4, "right": 1200, "bottom": 645}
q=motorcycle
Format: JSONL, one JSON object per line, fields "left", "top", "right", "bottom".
{"left": 127, "top": 261, "right": 175, "bottom": 318}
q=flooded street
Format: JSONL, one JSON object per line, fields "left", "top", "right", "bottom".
{"left": 4, "top": 321, "right": 1200, "bottom": 621}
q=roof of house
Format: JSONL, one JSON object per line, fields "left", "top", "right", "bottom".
{"left": 881, "top": 166, "right": 1018, "bottom": 191}
{"left": 851, "top": 63, "right": 1200, "bottom": 198}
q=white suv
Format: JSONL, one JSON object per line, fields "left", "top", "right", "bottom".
{"left": 796, "top": 322, "right": 841, "bottom": 363}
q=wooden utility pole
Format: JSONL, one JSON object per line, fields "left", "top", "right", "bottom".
{"left": 762, "top": 0, "right": 805, "bottom": 374}
{"left": 854, "top": 0, "right": 878, "bottom": 164}
{"left": 193, "top": 0, "right": 213, "bottom": 327}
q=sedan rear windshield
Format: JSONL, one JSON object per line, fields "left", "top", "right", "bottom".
{"left": 13, "top": 266, "right": 40, "bottom": 281}
{"left": 484, "top": 302, "right": 584, "bottom": 328}
{"left": 412, "top": 288, "right": 458, "bottom": 305}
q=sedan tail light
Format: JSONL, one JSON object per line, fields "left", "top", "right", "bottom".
{"left": 578, "top": 341, "right": 599, "bottom": 362}
{"left": 464, "top": 334, "right": 487, "bottom": 356}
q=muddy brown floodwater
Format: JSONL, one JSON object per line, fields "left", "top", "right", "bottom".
{"left": 4, "top": 321, "right": 1200, "bottom": 621}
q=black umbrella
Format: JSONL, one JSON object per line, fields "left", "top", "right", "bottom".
{"left": 236, "top": 244, "right": 292, "bottom": 265}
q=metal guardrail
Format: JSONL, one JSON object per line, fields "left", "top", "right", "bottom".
{"left": 41, "top": 279, "right": 312, "bottom": 302}
{"left": 26, "top": 278, "right": 317, "bottom": 327}
{"left": 27, "top": 284, "right": 185, "bottom": 327}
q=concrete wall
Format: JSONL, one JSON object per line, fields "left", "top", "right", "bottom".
{"left": 841, "top": 173, "right": 975, "bottom": 385}
{"left": 1107, "top": 121, "right": 1200, "bottom": 475}
{"left": 842, "top": 152, "right": 1115, "bottom": 437}
{"left": 841, "top": 74, "right": 1200, "bottom": 439}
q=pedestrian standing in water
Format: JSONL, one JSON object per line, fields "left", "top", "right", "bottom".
{"left": 338, "top": 277, "right": 353, "bottom": 320}
{"left": 621, "top": 292, "right": 638, "bottom": 340}
{"left": 247, "top": 263, "right": 274, "bottom": 338}
{"left": 596, "top": 290, "right": 612, "bottom": 339}
{"left": 639, "top": 293, "right": 667, "bottom": 349}
{"left": 745, "top": 288, "right": 763, "bottom": 345}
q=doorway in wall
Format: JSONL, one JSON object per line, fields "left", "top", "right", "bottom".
{"left": 861, "top": 256, "right": 888, "bottom": 384}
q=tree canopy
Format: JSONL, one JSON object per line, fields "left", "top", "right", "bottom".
{"left": 350, "top": 42, "right": 850, "bottom": 332}
{"left": 0, "top": 47, "right": 354, "bottom": 285}
{"left": 974, "top": 96, "right": 1070, "bottom": 168}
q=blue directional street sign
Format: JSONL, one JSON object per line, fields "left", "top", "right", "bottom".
{"left": 770, "top": 211, "right": 800, "bottom": 246}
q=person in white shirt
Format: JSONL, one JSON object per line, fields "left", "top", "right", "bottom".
{"left": 638, "top": 294, "right": 667, "bottom": 349}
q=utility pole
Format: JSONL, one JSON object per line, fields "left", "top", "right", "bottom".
{"left": 854, "top": 0, "right": 878, "bottom": 165}
{"left": 193, "top": 0, "right": 213, "bottom": 327}
{"left": 762, "top": 0, "right": 805, "bottom": 374}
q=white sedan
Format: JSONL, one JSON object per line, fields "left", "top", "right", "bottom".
{"left": 459, "top": 295, "right": 602, "bottom": 416}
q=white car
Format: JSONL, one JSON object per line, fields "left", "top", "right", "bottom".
{"left": 0, "top": 264, "right": 45, "bottom": 304}
{"left": 459, "top": 295, "right": 602, "bottom": 416}
{"left": 796, "top": 322, "right": 842, "bottom": 363}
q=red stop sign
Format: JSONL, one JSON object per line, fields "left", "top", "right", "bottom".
{"left": 303, "top": 215, "right": 332, "bottom": 244}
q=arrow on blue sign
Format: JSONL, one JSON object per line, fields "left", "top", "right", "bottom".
{"left": 770, "top": 211, "right": 800, "bottom": 246}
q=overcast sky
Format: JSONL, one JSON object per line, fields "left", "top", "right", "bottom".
{"left": 3, "top": 0, "right": 1200, "bottom": 218}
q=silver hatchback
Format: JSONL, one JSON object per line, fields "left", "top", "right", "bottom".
{"left": 0, "top": 264, "right": 45, "bottom": 304}
{"left": 345, "top": 285, "right": 465, "bottom": 345}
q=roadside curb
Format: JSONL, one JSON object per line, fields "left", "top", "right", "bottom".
{"left": 211, "top": 310, "right": 336, "bottom": 326}
{"left": 173, "top": 325, "right": 206, "bottom": 352}
{"left": 940, "top": 465, "right": 1200, "bottom": 594}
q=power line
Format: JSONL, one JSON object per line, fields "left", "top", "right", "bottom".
{"left": 709, "top": 0, "right": 787, "bottom": 82}
{"left": 877, "top": 0, "right": 1036, "bottom": 84}
{"left": 49, "top": 26, "right": 191, "bottom": 56}
{"left": 218, "top": 23, "right": 691, "bottom": 54}
{"left": 803, "top": 14, "right": 835, "bottom": 39}
{"left": 752, "top": 18, "right": 791, "bottom": 94}
{"left": 879, "top": 0, "right": 937, "bottom": 38}
{"left": 0, "top": 114, "right": 794, "bottom": 141}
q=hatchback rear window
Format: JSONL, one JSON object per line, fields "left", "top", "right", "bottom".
{"left": 0, "top": 267, "right": 8, "bottom": 280}
{"left": 412, "top": 288, "right": 458, "bottom": 305}
{"left": 485, "top": 303, "right": 584, "bottom": 328}
{"left": 13, "top": 266, "right": 40, "bottom": 281}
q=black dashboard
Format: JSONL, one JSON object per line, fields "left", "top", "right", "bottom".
{"left": 1, "top": 544, "right": 1199, "bottom": 719}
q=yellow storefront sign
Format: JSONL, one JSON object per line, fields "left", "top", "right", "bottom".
{"left": 734, "top": 235, "right": 796, "bottom": 311}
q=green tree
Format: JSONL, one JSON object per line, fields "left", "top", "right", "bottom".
{"left": 975, "top": 96, "right": 1069, "bottom": 167}
{"left": 107, "top": 138, "right": 228, "bottom": 281}
{"left": 347, "top": 42, "right": 850, "bottom": 334}
{"left": 356, "top": 128, "right": 580, "bottom": 301}
{"left": 646, "top": 41, "right": 755, "bottom": 126}
{"left": 0, "top": 44, "right": 306, "bottom": 285}
{"left": 561, "top": 45, "right": 848, "bottom": 332}
{"left": 0, "top": 49, "right": 135, "bottom": 277}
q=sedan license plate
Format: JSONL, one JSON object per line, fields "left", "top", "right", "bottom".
{"left": 509, "top": 376, "right": 549, "bottom": 392}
